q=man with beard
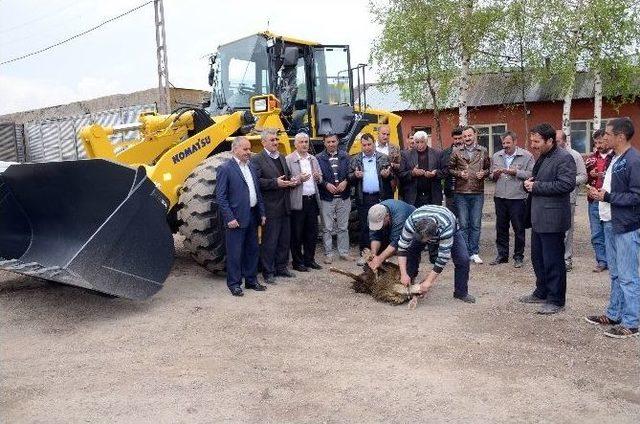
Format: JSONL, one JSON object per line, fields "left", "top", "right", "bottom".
{"left": 520, "top": 123, "right": 576, "bottom": 315}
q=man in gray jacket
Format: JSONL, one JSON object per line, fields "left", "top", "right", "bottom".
{"left": 556, "top": 130, "right": 588, "bottom": 271}
{"left": 520, "top": 123, "right": 577, "bottom": 315}
{"left": 490, "top": 131, "right": 534, "bottom": 268}
{"left": 285, "top": 132, "right": 323, "bottom": 272}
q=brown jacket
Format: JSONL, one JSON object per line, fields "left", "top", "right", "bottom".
{"left": 448, "top": 144, "right": 491, "bottom": 193}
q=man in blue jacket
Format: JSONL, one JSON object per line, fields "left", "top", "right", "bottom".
{"left": 215, "top": 136, "right": 266, "bottom": 297}
{"left": 585, "top": 117, "right": 640, "bottom": 338}
{"left": 316, "top": 133, "right": 352, "bottom": 263}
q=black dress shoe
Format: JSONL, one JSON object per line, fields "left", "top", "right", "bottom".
{"left": 230, "top": 287, "right": 244, "bottom": 297}
{"left": 275, "top": 269, "right": 296, "bottom": 278}
{"left": 263, "top": 275, "right": 277, "bottom": 285}
{"left": 292, "top": 264, "right": 309, "bottom": 272}
{"left": 245, "top": 282, "right": 267, "bottom": 291}
{"left": 306, "top": 262, "right": 322, "bottom": 270}
{"left": 489, "top": 257, "right": 508, "bottom": 266}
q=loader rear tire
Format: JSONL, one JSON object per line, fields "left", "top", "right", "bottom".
{"left": 177, "top": 152, "right": 233, "bottom": 273}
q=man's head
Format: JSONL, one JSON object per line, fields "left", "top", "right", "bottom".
{"left": 413, "top": 130, "right": 429, "bottom": 153}
{"left": 461, "top": 126, "right": 477, "bottom": 148}
{"left": 231, "top": 136, "right": 252, "bottom": 163}
{"left": 555, "top": 129, "right": 568, "bottom": 149}
{"left": 360, "top": 133, "right": 375, "bottom": 156}
{"left": 261, "top": 128, "right": 279, "bottom": 153}
{"left": 592, "top": 129, "right": 606, "bottom": 153}
{"left": 451, "top": 126, "right": 464, "bottom": 147}
{"left": 368, "top": 204, "right": 390, "bottom": 231}
{"left": 413, "top": 217, "right": 439, "bottom": 243}
{"left": 378, "top": 125, "right": 390, "bottom": 146}
{"left": 529, "top": 123, "right": 556, "bottom": 157}
{"left": 501, "top": 131, "right": 518, "bottom": 154}
{"left": 323, "top": 133, "right": 339, "bottom": 154}
{"left": 604, "top": 117, "right": 635, "bottom": 151}
{"left": 294, "top": 132, "right": 310, "bottom": 155}
{"left": 407, "top": 131, "right": 415, "bottom": 150}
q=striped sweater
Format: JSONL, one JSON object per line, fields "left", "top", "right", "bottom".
{"left": 397, "top": 205, "right": 457, "bottom": 273}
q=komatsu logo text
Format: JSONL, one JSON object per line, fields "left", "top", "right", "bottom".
{"left": 172, "top": 136, "right": 211, "bottom": 164}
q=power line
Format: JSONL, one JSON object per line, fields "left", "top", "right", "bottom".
{"left": 0, "top": 1, "right": 152, "bottom": 67}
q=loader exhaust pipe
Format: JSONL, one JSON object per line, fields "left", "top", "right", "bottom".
{"left": 0, "top": 159, "right": 175, "bottom": 300}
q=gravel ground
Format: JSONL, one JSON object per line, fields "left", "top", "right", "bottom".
{"left": 1, "top": 195, "right": 639, "bottom": 423}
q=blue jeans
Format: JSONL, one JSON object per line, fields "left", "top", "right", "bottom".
{"left": 454, "top": 193, "right": 484, "bottom": 255}
{"left": 604, "top": 222, "right": 640, "bottom": 329}
{"left": 405, "top": 231, "right": 470, "bottom": 297}
{"left": 588, "top": 202, "right": 607, "bottom": 267}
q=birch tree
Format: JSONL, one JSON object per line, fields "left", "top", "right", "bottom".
{"left": 370, "top": 0, "right": 503, "bottom": 145}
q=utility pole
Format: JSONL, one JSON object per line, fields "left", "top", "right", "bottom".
{"left": 154, "top": 0, "right": 170, "bottom": 114}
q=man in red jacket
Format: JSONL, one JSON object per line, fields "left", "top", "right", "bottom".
{"left": 584, "top": 129, "right": 613, "bottom": 272}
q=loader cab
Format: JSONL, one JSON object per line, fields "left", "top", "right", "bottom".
{"left": 209, "top": 33, "right": 373, "bottom": 151}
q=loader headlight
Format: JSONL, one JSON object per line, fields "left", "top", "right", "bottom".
{"left": 253, "top": 98, "right": 268, "bottom": 112}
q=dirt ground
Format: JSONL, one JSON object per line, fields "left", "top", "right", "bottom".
{"left": 1, "top": 195, "right": 639, "bottom": 423}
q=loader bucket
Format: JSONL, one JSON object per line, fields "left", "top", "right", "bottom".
{"left": 0, "top": 159, "right": 175, "bottom": 300}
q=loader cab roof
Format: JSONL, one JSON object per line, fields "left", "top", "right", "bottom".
{"left": 214, "top": 32, "right": 320, "bottom": 50}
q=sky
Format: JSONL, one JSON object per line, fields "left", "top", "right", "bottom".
{"left": 0, "top": 0, "right": 382, "bottom": 115}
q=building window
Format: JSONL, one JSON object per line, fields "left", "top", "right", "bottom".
{"left": 473, "top": 124, "right": 507, "bottom": 156}
{"left": 570, "top": 119, "right": 610, "bottom": 154}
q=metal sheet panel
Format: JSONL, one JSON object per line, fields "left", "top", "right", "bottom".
{"left": 0, "top": 124, "right": 18, "bottom": 162}
{"left": 23, "top": 103, "right": 157, "bottom": 163}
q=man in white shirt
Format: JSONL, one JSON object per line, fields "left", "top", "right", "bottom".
{"left": 285, "top": 133, "right": 323, "bottom": 272}
{"left": 216, "top": 136, "right": 266, "bottom": 296}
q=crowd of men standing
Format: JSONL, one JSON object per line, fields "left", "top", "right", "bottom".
{"left": 215, "top": 118, "right": 639, "bottom": 339}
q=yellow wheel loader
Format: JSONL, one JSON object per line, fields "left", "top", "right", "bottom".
{"left": 0, "top": 32, "right": 401, "bottom": 299}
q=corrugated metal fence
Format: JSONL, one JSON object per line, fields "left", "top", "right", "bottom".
{"left": 0, "top": 103, "right": 156, "bottom": 163}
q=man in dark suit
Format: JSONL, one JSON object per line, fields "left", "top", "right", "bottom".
{"left": 215, "top": 136, "right": 267, "bottom": 296}
{"left": 520, "top": 123, "right": 577, "bottom": 314}
{"left": 399, "top": 130, "right": 445, "bottom": 207}
{"left": 250, "top": 128, "right": 297, "bottom": 284}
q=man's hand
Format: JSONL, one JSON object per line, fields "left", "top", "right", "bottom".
{"left": 313, "top": 170, "right": 322, "bottom": 182}
{"left": 418, "top": 271, "right": 439, "bottom": 295}
{"left": 380, "top": 167, "right": 391, "bottom": 178}
{"left": 354, "top": 167, "right": 364, "bottom": 179}
{"left": 276, "top": 175, "right": 291, "bottom": 188}
{"left": 424, "top": 170, "right": 436, "bottom": 179}
{"left": 390, "top": 162, "right": 400, "bottom": 170}
{"left": 475, "top": 171, "right": 485, "bottom": 179}
{"left": 261, "top": 216, "right": 266, "bottom": 226}
{"left": 336, "top": 180, "right": 348, "bottom": 193}
{"left": 524, "top": 177, "right": 535, "bottom": 192}
{"left": 299, "top": 172, "right": 311, "bottom": 182}
{"left": 227, "top": 219, "right": 240, "bottom": 229}
{"left": 589, "top": 168, "right": 599, "bottom": 178}
{"left": 460, "top": 170, "right": 469, "bottom": 180}
{"left": 588, "top": 185, "right": 606, "bottom": 201}
{"left": 400, "top": 273, "right": 411, "bottom": 287}
{"left": 411, "top": 166, "right": 425, "bottom": 177}
{"left": 326, "top": 183, "right": 337, "bottom": 194}
{"left": 368, "top": 255, "right": 382, "bottom": 271}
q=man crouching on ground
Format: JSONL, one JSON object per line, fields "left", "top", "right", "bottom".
{"left": 396, "top": 204, "right": 476, "bottom": 303}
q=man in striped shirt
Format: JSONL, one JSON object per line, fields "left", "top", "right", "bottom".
{"left": 397, "top": 205, "right": 476, "bottom": 303}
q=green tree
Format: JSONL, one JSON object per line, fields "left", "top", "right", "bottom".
{"left": 370, "top": 0, "right": 504, "bottom": 147}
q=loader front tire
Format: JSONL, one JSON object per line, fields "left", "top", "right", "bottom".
{"left": 177, "top": 152, "right": 232, "bottom": 273}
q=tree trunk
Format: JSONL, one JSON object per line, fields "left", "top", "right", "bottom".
{"left": 562, "top": 75, "right": 575, "bottom": 146}
{"left": 458, "top": 1, "right": 472, "bottom": 127}
{"left": 593, "top": 69, "right": 602, "bottom": 131}
{"left": 459, "top": 54, "right": 469, "bottom": 127}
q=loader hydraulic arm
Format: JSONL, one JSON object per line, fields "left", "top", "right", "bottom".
{"left": 143, "top": 111, "right": 245, "bottom": 208}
